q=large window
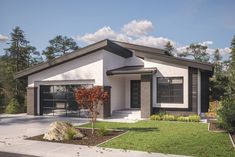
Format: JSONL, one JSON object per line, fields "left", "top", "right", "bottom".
{"left": 157, "top": 77, "right": 183, "bottom": 103}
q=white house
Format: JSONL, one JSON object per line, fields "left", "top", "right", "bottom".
{"left": 15, "top": 39, "right": 213, "bottom": 119}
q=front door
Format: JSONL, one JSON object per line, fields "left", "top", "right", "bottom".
{"left": 131, "top": 80, "right": 141, "bottom": 108}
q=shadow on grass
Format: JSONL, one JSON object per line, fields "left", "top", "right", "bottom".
{"left": 116, "top": 127, "right": 159, "bottom": 132}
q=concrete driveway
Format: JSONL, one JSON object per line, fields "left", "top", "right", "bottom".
{"left": 0, "top": 114, "right": 190, "bottom": 157}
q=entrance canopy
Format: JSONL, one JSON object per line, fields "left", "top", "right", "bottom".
{"left": 106, "top": 66, "right": 157, "bottom": 75}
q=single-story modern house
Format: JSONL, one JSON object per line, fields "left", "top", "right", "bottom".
{"left": 15, "top": 39, "right": 213, "bottom": 119}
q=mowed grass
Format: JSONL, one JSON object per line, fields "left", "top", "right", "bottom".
{"left": 80, "top": 121, "right": 235, "bottom": 157}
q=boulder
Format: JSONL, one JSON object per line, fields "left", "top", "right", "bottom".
{"left": 43, "top": 121, "right": 84, "bottom": 141}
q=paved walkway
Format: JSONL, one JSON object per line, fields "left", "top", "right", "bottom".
{"left": 0, "top": 114, "right": 190, "bottom": 157}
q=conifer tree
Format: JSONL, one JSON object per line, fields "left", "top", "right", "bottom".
{"left": 43, "top": 35, "right": 78, "bottom": 60}
{"left": 178, "top": 43, "right": 209, "bottom": 62}
{"left": 164, "top": 41, "right": 174, "bottom": 55}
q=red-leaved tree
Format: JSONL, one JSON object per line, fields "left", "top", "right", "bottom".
{"left": 75, "top": 86, "right": 108, "bottom": 134}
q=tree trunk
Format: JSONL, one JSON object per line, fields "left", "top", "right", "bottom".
{"left": 91, "top": 120, "right": 94, "bottom": 134}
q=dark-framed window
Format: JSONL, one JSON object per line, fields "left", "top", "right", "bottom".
{"left": 157, "top": 77, "right": 183, "bottom": 103}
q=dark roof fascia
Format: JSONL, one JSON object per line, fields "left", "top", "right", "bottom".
{"left": 106, "top": 66, "right": 157, "bottom": 75}
{"left": 134, "top": 51, "right": 213, "bottom": 71}
{"left": 15, "top": 39, "right": 132, "bottom": 79}
{"left": 112, "top": 40, "right": 169, "bottom": 56}
{"left": 104, "top": 40, "right": 133, "bottom": 58}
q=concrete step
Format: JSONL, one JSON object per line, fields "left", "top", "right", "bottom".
{"left": 110, "top": 115, "right": 141, "bottom": 120}
{"left": 111, "top": 109, "right": 141, "bottom": 120}
{"left": 112, "top": 113, "right": 141, "bottom": 117}
{"left": 112, "top": 110, "right": 140, "bottom": 115}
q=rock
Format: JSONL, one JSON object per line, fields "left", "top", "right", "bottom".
{"left": 43, "top": 121, "right": 84, "bottom": 141}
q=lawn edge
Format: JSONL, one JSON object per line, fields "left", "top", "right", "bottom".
{"left": 208, "top": 122, "right": 235, "bottom": 149}
{"left": 228, "top": 133, "right": 235, "bottom": 149}
{"left": 76, "top": 126, "right": 125, "bottom": 132}
{"left": 96, "top": 131, "right": 129, "bottom": 147}
{"left": 208, "top": 122, "right": 227, "bottom": 133}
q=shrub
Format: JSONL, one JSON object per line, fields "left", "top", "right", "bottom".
{"left": 158, "top": 111, "right": 166, "bottom": 117}
{"left": 205, "top": 101, "right": 220, "bottom": 118}
{"left": 188, "top": 115, "right": 201, "bottom": 122}
{"left": 97, "top": 126, "right": 109, "bottom": 136}
{"left": 64, "top": 127, "right": 77, "bottom": 140}
{"left": 5, "top": 98, "right": 21, "bottom": 114}
{"left": 150, "top": 115, "right": 161, "bottom": 120}
{"left": 217, "top": 99, "right": 235, "bottom": 132}
{"left": 162, "top": 114, "right": 176, "bottom": 121}
{"left": 177, "top": 116, "right": 189, "bottom": 122}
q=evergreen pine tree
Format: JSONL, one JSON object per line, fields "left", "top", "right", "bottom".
{"left": 43, "top": 35, "right": 79, "bottom": 60}
{"left": 178, "top": 43, "right": 210, "bottom": 62}
{"left": 4, "top": 26, "right": 40, "bottom": 109}
{"left": 210, "top": 49, "right": 229, "bottom": 100}
{"left": 228, "top": 35, "right": 235, "bottom": 98}
{"left": 164, "top": 41, "right": 174, "bottom": 55}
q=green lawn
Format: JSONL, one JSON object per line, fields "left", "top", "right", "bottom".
{"left": 80, "top": 121, "right": 235, "bottom": 157}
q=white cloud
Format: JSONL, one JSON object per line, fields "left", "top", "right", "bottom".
{"left": 75, "top": 20, "right": 174, "bottom": 49}
{"left": 74, "top": 26, "right": 132, "bottom": 44}
{"left": 131, "top": 36, "right": 175, "bottom": 48}
{"left": 75, "top": 20, "right": 230, "bottom": 60}
{"left": 219, "top": 47, "right": 231, "bottom": 60}
{"left": 122, "top": 20, "right": 153, "bottom": 37}
{"left": 176, "top": 46, "right": 188, "bottom": 53}
{"left": 206, "top": 47, "right": 231, "bottom": 60}
{"left": 199, "top": 41, "right": 213, "bottom": 46}
{"left": 74, "top": 26, "right": 117, "bottom": 44}
{"left": 0, "top": 34, "right": 8, "bottom": 43}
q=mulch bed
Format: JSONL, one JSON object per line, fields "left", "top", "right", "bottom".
{"left": 209, "top": 122, "right": 225, "bottom": 132}
{"left": 26, "top": 128, "right": 125, "bottom": 146}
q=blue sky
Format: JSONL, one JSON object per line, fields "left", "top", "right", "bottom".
{"left": 0, "top": 0, "right": 235, "bottom": 59}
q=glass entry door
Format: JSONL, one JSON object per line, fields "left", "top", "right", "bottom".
{"left": 131, "top": 80, "right": 141, "bottom": 108}
{"left": 40, "top": 84, "right": 90, "bottom": 117}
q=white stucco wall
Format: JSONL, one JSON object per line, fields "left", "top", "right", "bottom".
{"left": 124, "top": 54, "right": 144, "bottom": 66}
{"left": 28, "top": 50, "right": 105, "bottom": 87}
{"left": 108, "top": 76, "right": 125, "bottom": 112}
{"left": 102, "top": 51, "right": 126, "bottom": 86}
{"left": 144, "top": 58, "right": 189, "bottom": 108}
{"left": 102, "top": 52, "right": 128, "bottom": 113}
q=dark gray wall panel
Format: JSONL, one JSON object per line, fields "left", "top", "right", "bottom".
{"left": 201, "top": 71, "right": 209, "bottom": 112}
{"left": 27, "top": 87, "right": 37, "bottom": 115}
{"left": 141, "top": 75, "right": 152, "bottom": 118}
{"left": 97, "top": 86, "right": 111, "bottom": 118}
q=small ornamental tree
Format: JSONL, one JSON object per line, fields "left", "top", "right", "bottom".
{"left": 75, "top": 86, "right": 108, "bottom": 134}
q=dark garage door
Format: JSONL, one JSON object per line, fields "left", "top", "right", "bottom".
{"left": 39, "top": 84, "right": 91, "bottom": 117}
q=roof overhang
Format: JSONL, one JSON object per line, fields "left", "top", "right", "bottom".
{"left": 113, "top": 40, "right": 213, "bottom": 71}
{"left": 15, "top": 39, "right": 133, "bottom": 79}
{"left": 113, "top": 40, "right": 170, "bottom": 56}
{"left": 106, "top": 66, "right": 157, "bottom": 75}
{"left": 134, "top": 51, "right": 213, "bottom": 71}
